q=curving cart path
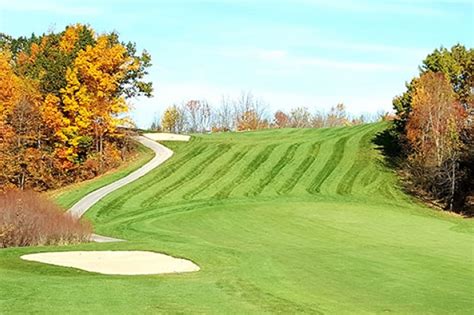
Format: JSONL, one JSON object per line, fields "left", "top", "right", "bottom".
{"left": 67, "top": 135, "right": 174, "bottom": 242}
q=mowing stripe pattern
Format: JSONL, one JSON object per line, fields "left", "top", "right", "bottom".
{"left": 306, "top": 136, "right": 349, "bottom": 194}
{"left": 246, "top": 143, "right": 302, "bottom": 197}
{"left": 214, "top": 144, "right": 278, "bottom": 199}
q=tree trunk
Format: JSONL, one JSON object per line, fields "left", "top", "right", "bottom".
{"left": 450, "top": 159, "right": 456, "bottom": 210}
{"left": 99, "top": 131, "right": 103, "bottom": 173}
{"left": 20, "top": 171, "right": 25, "bottom": 190}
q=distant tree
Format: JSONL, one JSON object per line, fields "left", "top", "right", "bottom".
{"left": 234, "top": 91, "right": 268, "bottom": 131}
{"left": 185, "top": 100, "right": 201, "bottom": 133}
{"left": 289, "top": 107, "right": 312, "bottom": 128}
{"left": 237, "top": 110, "right": 260, "bottom": 131}
{"left": 161, "top": 105, "right": 182, "bottom": 133}
{"left": 326, "top": 103, "right": 348, "bottom": 127}
{"left": 351, "top": 114, "right": 367, "bottom": 125}
{"left": 150, "top": 113, "right": 161, "bottom": 131}
{"left": 311, "top": 111, "right": 326, "bottom": 128}
{"left": 175, "top": 104, "right": 188, "bottom": 133}
{"left": 273, "top": 110, "right": 289, "bottom": 128}
{"left": 185, "top": 100, "right": 211, "bottom": 133}
{"left": 199, "top": 101, "right": 212, "bottom": 132}
{"left": 212, "top": 95, "right": 235, "bottom": 132}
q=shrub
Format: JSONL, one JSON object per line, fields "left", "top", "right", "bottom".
{"left": 0, "top": 190, "right": 92, "bottom": 248}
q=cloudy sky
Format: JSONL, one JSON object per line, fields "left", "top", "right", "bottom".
{"left": 1, "top": 0, "right": 473, "bottom": 127}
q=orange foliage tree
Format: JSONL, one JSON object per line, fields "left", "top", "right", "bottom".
{"left": 392, "top": 44, "right": 473, "bottom": 213}
{"left": 0, "top": 53, "right": 50, "bottom": 189}
{"left": 0, "top": 24, "right": 152, "bottom": 190}
{"left": 237, "top": 110, "right": 268, "bottom": 131}
{"left": 273, "top": 110, "right": 289, "bottom": 128}
{"left": 406, "top": 72, "right": 466, "bottom": 209}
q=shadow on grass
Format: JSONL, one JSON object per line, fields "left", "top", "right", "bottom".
{"left": 372, "top": 128, "right": 403, "bottom": 169}
{"left": 372, "top": 127, "right": 474, "bottom": 217}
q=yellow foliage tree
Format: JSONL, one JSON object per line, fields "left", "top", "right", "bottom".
{"left": 0, "top": 52, "right": 20, "bottom": 120}
{"left": 0, "top": 24, "right": 153, "bottom": 189}
{"left": 161, "top": 106, "right": 182, "bottom": 133}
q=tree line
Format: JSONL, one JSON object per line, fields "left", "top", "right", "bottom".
{"left": 0, "top": 24, "right": 152, "bottom": 191}
{"left": 391, "top": 44, "right": 473, "bottom": 215}
{"left": 153, "top": 92, "right": 389, "bottom": 134}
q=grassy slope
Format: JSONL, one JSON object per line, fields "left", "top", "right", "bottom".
{"left": 0, "top": 123, "right": 473, "bottom": 314}
{"left": 47, "top": 141, "right": 154, "bottom": 209}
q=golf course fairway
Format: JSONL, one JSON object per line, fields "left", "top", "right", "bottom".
{"left": 1, "top": 123, "right": 473, "bottom": 314}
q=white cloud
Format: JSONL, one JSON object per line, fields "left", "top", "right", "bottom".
{"left": 287, "top": 56, "right": 406, "bottom": 72}
{"left": 218, "top": 47, "right": 408, "bottom": 72}
{"left": 257, "top": 49, "right": 288, "bottom": 61}
{"left": 308, "top": 40, "right": 429, "bottom": 58}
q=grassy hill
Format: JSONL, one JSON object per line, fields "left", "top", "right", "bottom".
{"left": 1, "top": 123, "right": 473, "bottom": 314}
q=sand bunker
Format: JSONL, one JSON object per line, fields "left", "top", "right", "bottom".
{"left": 143, "top": 133, "right": 191, "bottom": 142}
{"left": 21, "top": 251, "right": 200, "bottom": 275}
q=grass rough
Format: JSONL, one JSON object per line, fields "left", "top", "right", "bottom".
{"left": 0, "top": 123, "right": 473, "bottom": 314}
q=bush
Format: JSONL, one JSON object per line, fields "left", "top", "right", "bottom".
{"left": 0, "top": 190, "right": 92, "bottom": 248}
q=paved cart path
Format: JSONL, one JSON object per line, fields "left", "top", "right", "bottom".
{"left": 67, "top": 136, "right": 174, "bottom": 242}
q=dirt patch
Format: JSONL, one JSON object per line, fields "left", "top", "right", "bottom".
{"left": 21, "top": 251, "right": 200, "bottom": 275}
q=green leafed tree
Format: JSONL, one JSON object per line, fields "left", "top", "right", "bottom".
{"left": 393, "top": 44, "right": 473, "bottom": 134}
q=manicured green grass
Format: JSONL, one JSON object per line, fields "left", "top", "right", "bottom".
{"left": 48, "top": 141, "right": 154, "bottom": 209}
{"left": 1, "top": 123, "right": 473, "bottom": 314}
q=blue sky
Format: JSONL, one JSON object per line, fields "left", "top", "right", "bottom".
{"left": 1, "top": 0, "right": 473, "bottom": 127}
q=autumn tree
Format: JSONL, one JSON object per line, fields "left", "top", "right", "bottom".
{"left": 406, "top": 72, "right": 466, "bottom": 209}
{"left": 234, "top": 91, "right": 268, "bottom": 131}
{"left": 161, "top": 105, "right": 182, "bottom": 133}
{"left": 421, "top": 45, "right": 473, "bottom": 108}
{"left": 0, "top": 53, "right": 53, "bottom": 190}
{"left": 59, "top": 33, "right": 135, "bottom": 169}
{"left": 273, "top": 110, "right": 289, "bottom": 128}
{"left": 392, "top": 45, "right": 473, "bottom": 213}
{"left": 394, "top": 45, "right": 473, "bottom": 134}
{"left": 236, "top": 110, "right": 258, "bottom": 131}
{"left": 0, "top": 24, "right": 153, "bottom": 190}
{"left": 0, "top": 52, "right": 22, "bottom": 189}
{"left": 326, "top": 103, "right": 348, "bottom": 127}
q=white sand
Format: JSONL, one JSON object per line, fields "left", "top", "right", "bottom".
{"left": 21, "top": 251, "right": 200, "bottom": 275}
{"left": 143, "top": 133, "right": 191, "bottom": 142}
